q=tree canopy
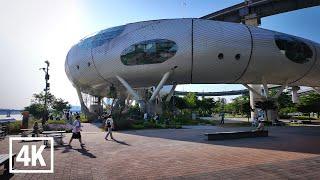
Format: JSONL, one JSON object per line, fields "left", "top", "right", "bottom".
{"left": 24, "top": 92, "right": 71, "bottom": 119}
{"left": 297, "top": 92, "right": 320, "bottom": 115}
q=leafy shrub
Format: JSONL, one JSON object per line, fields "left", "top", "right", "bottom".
{"left": 47, "top": 124, "right": 72, "bottom": 132}
{"left": 8, "top": 121, "right": 21, "bottom": 134}
{"left": 80, "top": 114, "right": 89, "bottom": 123}
{"left": 293, "top": 116, "right": 317, "bottom": 120}
{"left": 47, "top": 119, "right": 66, "bottom": 125}
{"left": 279, "top": 114, "right": 292, "bottom": 119}
{"left": 131, "top": 124, "right": 145, "bottom": 129}
{"left": 113, "top": 115, "right": 136, "bottom": 130}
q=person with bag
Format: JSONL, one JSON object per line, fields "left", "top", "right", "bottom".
{"left": 105, "top": 115, "right": 114, "bottom": 140}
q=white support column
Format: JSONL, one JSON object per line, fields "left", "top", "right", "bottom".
{"left": 149, "top": 71, "right": 171, "bottom": 103}
{"left": 243, "top": 84, "right": 264, "bottom": 121}
{"left": 312, "top": 87, "right": 320, "bottom": 94}
{"left": 166, "top": 83, "right": 177, "bottom": 102}
{"left": 116, "top": 75, "right": 141, "bottom": 101}
{"left": 262, "top": 78, "right": 269, "bottom": 98}
{"left": 291, "top": 86, "right": 300, "bottom": 103}
{"left": 75, "top": 87, "right": 90, "bottom": 113}
{"left": 75, "top": 87, "right": 98, "bottom": 120}
{"left": 274, "top": 82, "right": 288, "bottom": 99}
{"left": 243, "top": 84, "right": 266, "bottom": 99}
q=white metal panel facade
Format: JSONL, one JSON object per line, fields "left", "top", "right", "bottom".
{"left": 293, "top": 42, "right": 320, "bottom": 86}
{"left": 192, "top": 19, "right": 252, "bottom": 83}
{"left": 93, "top": 19, "right": 192, "bottom": 88}
{"left": 65, "top": 18, "right": 320, "bottom": 98}
{"left": 238, "top": 26, "right": 316, "bottom": 85}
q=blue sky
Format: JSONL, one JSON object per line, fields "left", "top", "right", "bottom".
{"left": 0, "top": 0, "right": 319, "bottom": 109}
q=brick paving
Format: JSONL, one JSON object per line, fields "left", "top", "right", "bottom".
{"left": 0, "top": 124, "right": 320, "bottom": 179}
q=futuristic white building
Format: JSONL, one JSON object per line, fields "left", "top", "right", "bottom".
{"left": 65, "top": 18, "right": 320, "bottom": 116}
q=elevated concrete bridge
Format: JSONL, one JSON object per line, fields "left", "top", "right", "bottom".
{"left": 201, "top": 0, "right": 320, "bottom": 25}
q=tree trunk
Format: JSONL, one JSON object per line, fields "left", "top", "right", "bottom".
{"left": 265, "top": 110, "right": 268, "bottom": 121}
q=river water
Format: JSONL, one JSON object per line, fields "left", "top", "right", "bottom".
{"left": 0, "top": 114, "right": 22, "bottom": 121}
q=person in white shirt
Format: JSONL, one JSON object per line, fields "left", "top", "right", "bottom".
{"left": 144, "top": 113, "right": 148, "bottom": 121}
{"left": 256, "top": 115, "right": 265, "bottom": 131}
{"left": 68, "top": 115, "right": 84, "bottom": 147}
{"left": 105, "top": 115, "right": 114, "bottom": 140}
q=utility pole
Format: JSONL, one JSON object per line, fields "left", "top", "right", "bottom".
{"left": 40, "top": 60, "right": 50, "bottom": 125}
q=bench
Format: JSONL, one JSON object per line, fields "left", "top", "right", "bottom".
{"left": 0, "top": 125, "right": 7, "bottom": 140}
{"left": 47, "top": 134, "right": 64, "bottom": 145}
{"left": 20, "top": 129, "right": 33, "bottom": 137}
{"left": 42, "top": 131, "right": 66, "bottom": 146}
{"left": 0, "top": 154, "right": 16, "bottom": 175}
{"left": 205, "top": 130, "right": 268, "bottom": 140}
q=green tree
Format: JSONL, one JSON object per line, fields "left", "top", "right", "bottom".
{"left": 52, "top": 98, "right": 71, "bottom": 113}
{"left": 25, "top": 92, "right": 71, "bottom": 119}
{"left": 184, "top": 92, "right": 197, "bottom": 110}
{"left": 24, "top": 103, "right": 45, "bottom": 119}
{"left": 237, "top": 95, "right": 251, "bottom": 119}
{"left": 197, "top": 98, "right": 215, "bottom": 116}
{"left": 32, "top": 92, "right": 55, "bottom": 107}
{"left": 213, "top": 98, "right": 226, "bottom": 113}
{"left": 224, "top": 94, "right": 251, "bottom": 119}
{"left": 174, "top": 96, "right": 187, "bottom": 110}
{"left": 297, "top": 93, "right": 320, "bottom": 117}
{"left": 269, "top": 90, "right": 296, "bottom": 116}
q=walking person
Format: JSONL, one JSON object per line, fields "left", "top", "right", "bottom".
{"left": 68, "top": 115, "right": 84, "bottom": 147}
{"left": 105, "top": 115, "right": 114, "bottom": 140}
{"left": 220, "top": 112, "right": 225, "bottom": 125}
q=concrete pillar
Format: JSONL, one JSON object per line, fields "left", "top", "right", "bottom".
{"left": 313, "top": 87, "right": 320, "bottom": 94}
{"left": 249, "top": 84, "right": 264, "bottom": 121}
{"left": 244, "top": 14, "right": 261, "bottom": 26}
{"left": 291, "top": 86, "right": 300, "bottom": 103}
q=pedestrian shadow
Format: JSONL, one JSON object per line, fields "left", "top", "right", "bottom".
{"left": 61, "top": 145, "right": 72, "bottom": 153}
{"left": 0, "top": 172, "right": 14, "bottom": 179}
{"left": 112, "top": 139, "right": 130, "bottom": 146}
{"left": 18, "top": 140, "right": 42, "bottom": 143}
{"left": 60, "top": 145, "right": 96, "bottom": 158}
{"left": 74, "top": 147, "right": 97, "bottom": 158}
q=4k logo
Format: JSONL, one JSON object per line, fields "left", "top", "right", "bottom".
{"left": 17, "top": 145, "right": 46, "bottom": 166}
{"left": 9, "top": 137, "right": 54, "bottom": 173}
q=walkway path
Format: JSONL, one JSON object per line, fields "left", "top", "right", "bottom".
{"left": 81, "top": 122, "right": 103, "bottom": 132}
{"left": 1, "top": 126, "right": 320, "bottom": 179}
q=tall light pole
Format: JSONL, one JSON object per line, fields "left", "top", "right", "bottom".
{"left": 40, "top": 60, "right": 50, "bottom": 125}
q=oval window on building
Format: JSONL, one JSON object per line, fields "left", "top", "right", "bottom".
{"left": 275, "top": 34, "right": 313, "bottom": 64}
{"left": 78, "top": 25, "right": 125, "bottom": 49}
{"left": 120, "top": 39, "right": 178, "bottom": 66}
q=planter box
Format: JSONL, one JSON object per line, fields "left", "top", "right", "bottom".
{"left": 205, "top": 130, "right": 268, "bottom": 140}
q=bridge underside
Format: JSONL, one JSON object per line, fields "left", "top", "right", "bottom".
{"left": 201, "top": 0, "right": 320, "bottom": 24}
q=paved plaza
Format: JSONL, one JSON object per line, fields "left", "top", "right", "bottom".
{"left": 1, "top": 124, "right": 320, "bottom": 179}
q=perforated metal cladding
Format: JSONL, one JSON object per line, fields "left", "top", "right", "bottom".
{"left": 93, "top": 19, "right": 192, "bottom": 88}
{"left": 66, "top": 21, "right": 164, "bottom": 97}
{"left": 239, "top": 26, "right": 316, "bottom": 85}
{"left": 192, "top": 19, "right": 251, "bottom": 83}
{"left": 66, "top": 44, "right": 106, "bottom": 92}
{"left": 293, "top": 42, "right": 320, "bottom": 86}
{"left": 65, "top": 57, "right": 76, "bottom": 87}
{"left": 65, "top": 18, "right": 320, "bottom": 95}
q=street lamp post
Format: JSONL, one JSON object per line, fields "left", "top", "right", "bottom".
{"left": 40, "top": 60, "right": 50, "bottom": 125}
